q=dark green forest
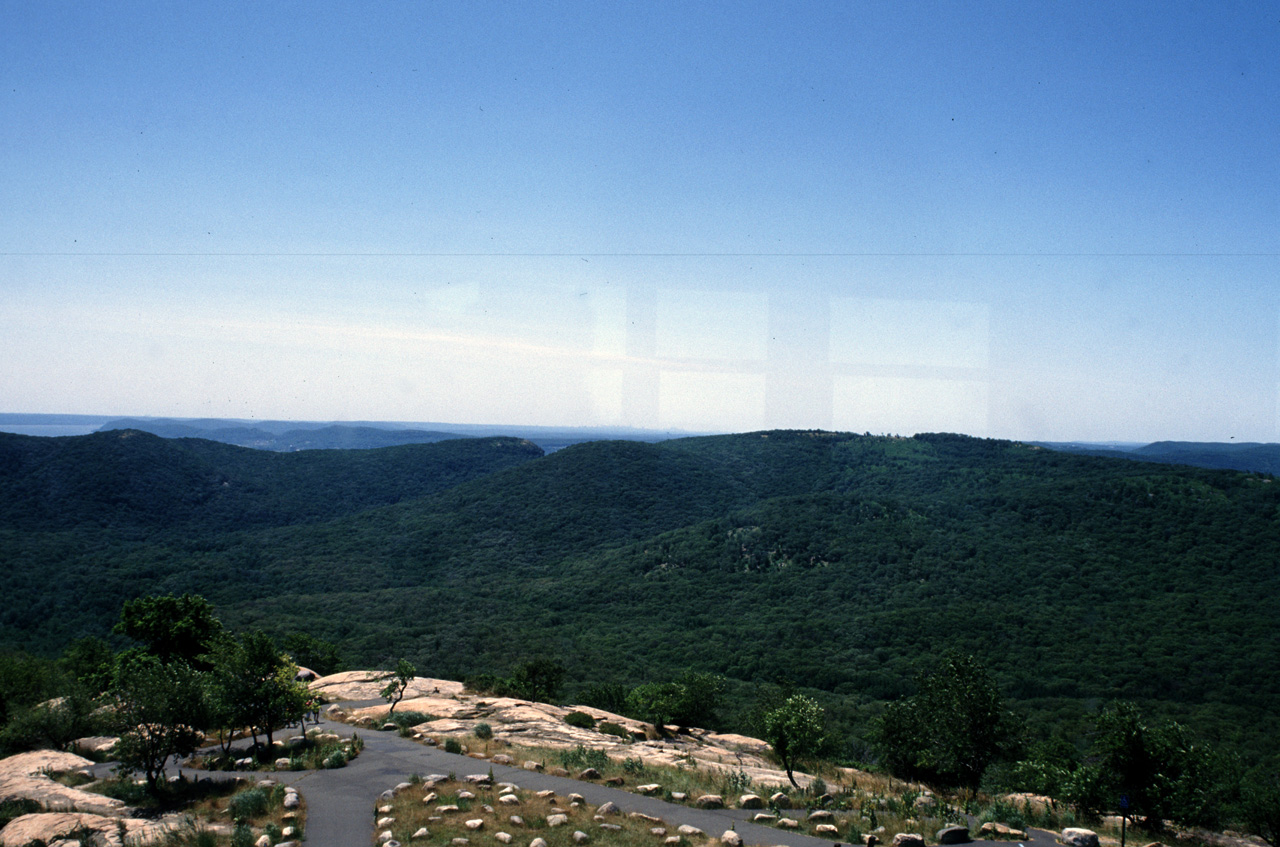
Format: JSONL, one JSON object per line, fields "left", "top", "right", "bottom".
{"left": 1, "top": 428, "right": 1277, "bottom": 769}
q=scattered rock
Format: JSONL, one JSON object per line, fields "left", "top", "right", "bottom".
{"left": 738, "top": 794, "right": 763, "bottom": 809}
{"left": 637, "top": 784, "right": 662, "bottom": 795}
{"left": 255, "top": 836, "right": 271, "bottom": 847}
{"left": 377, "top": 817, "right": 395, "bottom": 827}
{"left": 451, "top": 839, "right": 469, "bottom": 846}
{"left": 630, "top": 813, "right": 663, "bottom": 824}
{"left": 549, "top": 767, "right": 570, "bottom": 777}
{"left": 422, "top": 793, "right": 437, "bottom": 804}
{"left": 536, "top": 790, "right": 557, "bottom": 799}
{"left": 378, "top": 830, "right": 394, "bottom": 842}
{"left": 492, "top": 754, "right": 514, "bottom": 765}
{"left": 547, "top": 814, "right": 569, "bottom": 827}
{"left": 816, "top": 824, "right": 840, "bottom": 836}
{"left": 412, "top": 828, "right": 430, "bottom": 839}
{"left": 577, "top": 768, "right": 601, "bottom": 780}
{"left": 523, "top": 761, "right": 543, "bottom": 771}
{"left": 770, "top": 791, "right": 791, "bottom": 809}
{"left": 892, "top": 834, "right": 925, "bottom": 847}
{"left": 599, "top": 824, "right": 622, "bottom": 832}
{"left": 499, "top": 794, "right": 521, "bottom": 805}
{"left": 722, "top": 831, "right": 743, "bottom": 847}
{"left": 938, "top": 825, "right": 971, "bottom": 844}
{"left": 669, "top": 792, "right": 686, "bottom": 801}
{"left": 530, "top": 839, "right": 548, "bottom": 847}
{"left": 465, "top": 819, "right": 484, "bottom": 830}
{"left": 568, "top": 793, "right": 585, "bottom": 805}
{"left": 494, "top": 834, "right": 512, "bottom": 844}
{"left": 605, "top": 776, "right": 624, "bottom": 786}
{"left": 463, "top": 774, "right": 492, "bottom": 785}
{"left": 695, "top": 794, "right": 724, "bottom": 809}
{"left": 808, "top": 809, "right": 834, "bottom": 821}
{"left": 437, "top": 805, "right": 460, "bottom": 813}
{"left": 509, "top": 816, "right": 524, "bottom": 827}
{"left": 650, "top": 828, "right": 667, "bottom": 837}
{"left": 573, "top": 831, "right": 589, "bottom": 844}
{"left": 778, "top": 818, "right": 799, "bottom": 829}
{"left": 677, "top": 825, "right": 705, "bottom": 837}
{"left": 458, "top": 790, "right": 476, "bottom": 800}
{"left": 597, "top": 802, "right": 618, "bottom": 815}
{"left": 1061, "top": 829, "right": 1100, "bottom": 847}
{"left": 282, "top": 793, "right": 301, "bottom": 810}
{"left": 753, "top": 813, "right": 777, "bottom": 823}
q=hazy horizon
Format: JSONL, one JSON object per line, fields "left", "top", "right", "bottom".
{"left": 4, "top": 3, "right": 1277, "bottom": 443}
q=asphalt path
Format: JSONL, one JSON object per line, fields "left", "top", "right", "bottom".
{"left": 90, "top": 706, "right": 1063, "bottom": 847}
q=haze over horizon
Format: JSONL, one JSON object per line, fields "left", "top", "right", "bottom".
{"left": 3, "top": 2, "right": 1277, "bottom": 444}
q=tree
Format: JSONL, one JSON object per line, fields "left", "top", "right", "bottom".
{"left": 114, "top": 593, "right": 223, "bottom": 669}
{"left": 380, "top": 659, "right": 416, "bottom": 719}
{"left": 282, "top": 632, "right": 344, "bottom": 676}
{"left": 210, "top": 630, "right": 307, "bottom": 750}
{"left": 110, "top": 653, "right": 208, "bottom": 793}
{"left": 762, "top": 694, "right": 826, "bottom": 788}
{"left": 1241, "top": 764, "right": 1280, "bottom": 846}
{"left": 506, "top": 658, "right": 565, "bottom": 703}
{"left": 1068, "top": 701, "right": 1224, "bottom": 830}
{"left": 626, "top": 682, "right": 684, "bottom": 735}
{"left": 625, "top": 671, "right": 728, "bottom": 736}
{"left": 873, "top": 651, "right": 1015, "bottom": 788}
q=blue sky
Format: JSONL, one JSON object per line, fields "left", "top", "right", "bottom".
{"left": 2, "top": 1, "right": 1277, "bottom": 441}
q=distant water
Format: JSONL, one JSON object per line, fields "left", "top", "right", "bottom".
{"left": 0, "top": 425, "right": 100, "bottom": 437}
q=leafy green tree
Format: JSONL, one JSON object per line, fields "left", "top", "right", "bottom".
{"left": 506, "top": 658, "right": 565, "bottom": 703}
{"left": 58, "top": 637, "right": 116, "bottom": 696}
{"left": 110, "top": 653, "right": 208, "bottom": 793}
{"left": 762, "top": 694, "right": 826, "bottom": 788}
{"left": 1068, "top": 701, "right": 1224, "bottom": 830}
{"left": 626, "top": 682, "right": 684, "bottom": 735}
{"left": 1240, "top": 764, "right": 1280, "bottom": 846}
{"left": 874, "top": 651, "right": 1016, "bottom": 788}
{"left": 210, "top": 630, "right": 307, "bottom": 749}
{"left": 114, "top": 593, "right": 223, "bottom": 669}
{"left": 380, "top": 659, "right": 416, "bottom": 718}
{"left": 282, "top": 632, "right": 344, "bottom": 676}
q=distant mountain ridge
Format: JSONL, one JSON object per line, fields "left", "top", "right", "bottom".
{"left": 1, "top": 428, "right": 1277, "bottom": 763}
{"left": 97, "top": 418, "right": 466, "bottom": 451}
{"left": 1039, "top": 439, "right": 1280, "bottom": 475}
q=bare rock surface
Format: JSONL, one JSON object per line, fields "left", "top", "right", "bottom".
{"left": 0, "top": 751, "right": 126, "bottom": 816}
{"left": 0, "top": 811, "right": 183, "bottom": 847}
{"left": 320, "top": 673, "right": 814, "bottom": 788}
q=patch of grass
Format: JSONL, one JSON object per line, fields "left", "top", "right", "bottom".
{"left": 0, "top": 798, "right": 42, "bottom": 829}
{"left": 378, "top": 777, "right": 710, "bottom": 847}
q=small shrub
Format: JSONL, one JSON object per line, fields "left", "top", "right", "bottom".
{"left": 598, "top": 721, "right": 630, "bottom": 740}
{"left": 230, "top": 824, "right": 255, "bottom": 847}
{"left": 622, "top": 757, "right": 646, "bottom": 776}
{"left": 474, "top": 722, "right": 493, "bottom": 740}
{"left": 558, "top": 744, "right": 609, "bottom": 771}
{"left": 444, "top": 738, "right": 462, "bottom": 754}
{"left": 227, "top": 787, "right": 270, "bottom": 822}
{"left": 564, "top": 711, "right": 596, "bottom": 730}
{"left": 720, "top": 769, "right": 754, "bottom": 795}
{"left": 262, "top": 823, "right": 282, "bottom": 844}
{"left": 809, "top": 776, "right": 828, "bottom": 797}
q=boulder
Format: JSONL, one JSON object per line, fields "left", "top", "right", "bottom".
{"left": 738, "top": 794, "right": 764, "bottom": 809}
{"left": 893, "top": 834, "right": 925, "bottom": 847}
{"left": 499, "top": 794, "right": 520, "bottom": 805}
{"left": 549, "top": 767, "right": 570, "bottom": 778}
{"left": 1061, "top": 829, "right": 1100, "bottom": 847}
{"left": 494, "top": 834, "right": 511, "bottom": 844}
{"left": 577, "top": 768, "right": 601, "bottom": 780}
{"left": 465, "top": 820, "right": 484, "bottom": 831}
{"left": 677, "top": 825, "right": 705, "bottom": 837}
{"left": 695, "top": 794, "right": 724, "bottom": 809}
{"left": 808, "top": 809, "right": 834, "bottom": 821}
{"left": 573, "top": 832, "right": 589, "bottom": 844}
{"left": 753, "top": 814, "right": 777, "bottom": 823}
{"left": 605, "top": 777, "right": 624, "bottom": 786}
{"left": 599, "top": 824, "right": 622, "bottom": 832}
{"left": 777, "top": 819, "right": 799, "bottom": 829}
{"left": 255, "top": 836, "right": 271, "bottom": 847}
{"left": 412, "top": 829, "right": 430, "bottom": 839}
{"left": 523, "top": 761, "right": 543, "bottom": 771}
{"left": 547, "top": 814, "right": 569, "bottom": 827}
{"left": 637, "top": 784, "right": 662, "bottom": 795}
{"left": 816, "top": 824, "right": 840, "bottom": 836}
{"left": 378, "top": 817, "right": 395, "bottom": 827}
{"left": 597, "top": 802, "right": 618, "bottom": 816}
{"left": 509, "top": 816, "right": 524, "bottom": 826}
{"left": 492, "top": 754, "right": 514, "bottom": 765}
{"left": 530, "top": 839, "right": 548, "bottom": 847}
{"left": 770, "top": 791, "right": 791, "bottom": 809}
{"left": 378, "top": 831, "right": 394, "bottom": 843}
{"left": 722, "top": 831, "right": 743, "bottom": 847}
{"left": 937, "top": 825, "right": 971, "bottom": 844}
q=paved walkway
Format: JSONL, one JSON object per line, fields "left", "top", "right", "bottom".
{"left": 93, "top": 707, "right": 1061, "bottom": 847}
{"left": 266, "top": 710, "right": 1061, "bottom": 847}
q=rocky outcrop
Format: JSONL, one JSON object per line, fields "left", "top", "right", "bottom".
{"left": 315, "top": 672, "right": 817, "bottom": 789}
{"left": 0, "top": 751, "right": 126, "bottom": 816}
{"left": 0, "top": 812, "right": 184, "bottom": 847}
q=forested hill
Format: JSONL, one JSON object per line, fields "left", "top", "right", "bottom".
{"left": 0, "top": 429, "right": 544, "bottom": 532}
{"left": 2, "top": 429, "right": 1278, "bottom": 761}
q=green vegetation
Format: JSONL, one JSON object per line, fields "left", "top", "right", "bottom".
{"left": 2, "top": 428, "right": 1280, "bottom": 834}
{"left": 763, "top": 694, "right": 827, "bottom": 787}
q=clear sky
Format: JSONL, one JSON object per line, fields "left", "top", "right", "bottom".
{"left": 2, "top": 1, "right": 1277, "bottom": 441}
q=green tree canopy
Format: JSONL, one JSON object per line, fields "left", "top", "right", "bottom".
{"left": 110, "top": 652, "right": 208, "bottom": 792}
{"left": 380, "top": 659, "right": 416, "bottom": 718}
{"left": 762, "top": 694, "right": 826, "bottom": 788}
{"left": 114, "top": 593, "right": 223, "bottom": 669}
{"left": 874, "top": 651, "right": 1017, "bottom": 788}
